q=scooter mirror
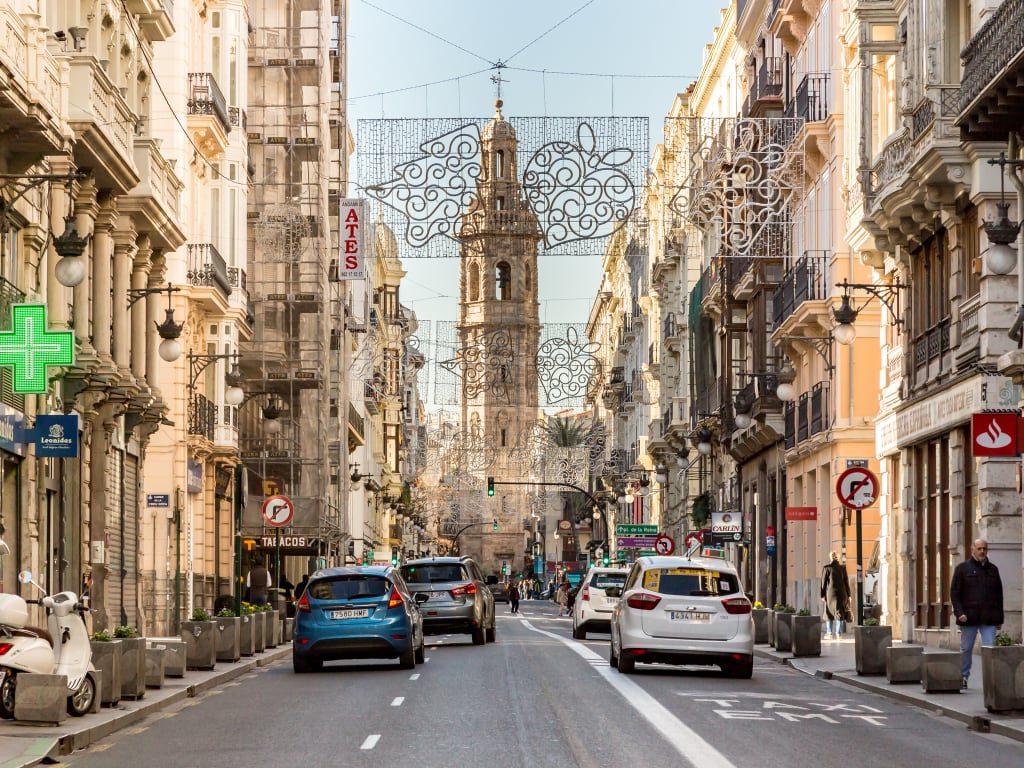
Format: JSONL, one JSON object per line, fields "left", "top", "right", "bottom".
{"left": 17, "top": 570, "right": 32, "bottom": 584}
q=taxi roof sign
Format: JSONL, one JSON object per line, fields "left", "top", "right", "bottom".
{"left": 701, "top": 547, "right": 727, "bottom": 559}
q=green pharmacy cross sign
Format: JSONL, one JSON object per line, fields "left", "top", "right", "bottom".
{"left": 0, "top": 305, "right": 74, "bottom": 393}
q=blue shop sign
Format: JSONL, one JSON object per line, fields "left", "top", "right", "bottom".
{"left": 0, "top": 403, "right": 26, "bottom": 457}
{"left": 33, "top": 414, "right": 79, "bottom": 458}
{"left": 186, "top": 459, "right": 203, "bottom": 493}
{"left": 146, "top": 494, "right": 171, "bottom": 508}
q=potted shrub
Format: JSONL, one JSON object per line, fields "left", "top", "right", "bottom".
{"left": 239, "top": 602, "right": 257, "bottom": 657}
{"left": 265, "top": 604, "right": 280, "bottom": 648}
{"left": 981, "top": 632, "right": 1024, "bottom": 713}
{"left": 791, "top": 608, "right": 822, "bottom": 657}
{"left": 750, "top": 601, "right": 769, "bottom": 644}
{"left": 89, "top": 629, "right": 123, "bottom": 707}
{"left": 181, "top": 608, "right": 217, "bottom": 670}
{"left": 215, "top": 607, "right": 242, "bottom": 663}
{"left": 114, "top": 625, "right": 146, "bottom": 700}
{"left": 252, "top": 604, "right": 267, "bottom": 653}
{"left": 854, "top": 617, "right": 892, "bottom": 675}
{"left": 774, "top": 605, "right": 796, "bottom": 652}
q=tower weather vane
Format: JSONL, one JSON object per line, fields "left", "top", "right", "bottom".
{"left": 490, "top": 61, "right": 509, "bottom": 101}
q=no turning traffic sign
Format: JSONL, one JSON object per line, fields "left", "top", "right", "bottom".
{"left": 262, "top": 495, "right": 294, "bottom": 527}
{"left": 654, "top": 534, "right": 675, "bottom": 556}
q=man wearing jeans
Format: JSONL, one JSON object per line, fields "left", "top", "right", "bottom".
{"left": 950, "top": 539, "right": 1003, "bottom": 689}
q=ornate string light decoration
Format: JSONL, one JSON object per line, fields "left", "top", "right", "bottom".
{"left": 358, "top": 116, "right": 648, "bottom": 258}
{"left": 666, "top": 117, "right": 804, "bottom": 260}
{"left": 536, "top": 326, "right": 601, "bottom": 405}
{"left": 253, "top": 202, "right": 311, "bottom": 263}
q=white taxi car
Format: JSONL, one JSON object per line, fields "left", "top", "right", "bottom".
{"left": 572, "top": 566, "right": 628, "bottom": 639}
{"left": 608, "top": 555, "right": 754, "bottom": 678}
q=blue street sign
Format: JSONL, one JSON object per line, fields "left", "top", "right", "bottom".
{"left": 33, "top": 414, "right": 79, "bottom": 457}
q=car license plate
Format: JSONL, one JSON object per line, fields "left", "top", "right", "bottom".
{"left": 670, "top": 611, "right": 710, "bottom": 622}
{"left": 428, "top": 592, "right": 452, "bottom": 602}
{"left": 329, "top": 609, "right": 369, "bottom": 620}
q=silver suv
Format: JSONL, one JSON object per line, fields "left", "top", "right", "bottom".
{"left": 399, "top": 557, "right": 496, "bottom": 645}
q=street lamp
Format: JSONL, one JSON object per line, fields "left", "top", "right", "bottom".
{"left": 984, "top": 152, "right": 1023, "bottom": 276}
{"left": 774, "top": 361, "right": 798, "bottom": 402}
{"left": 128, "top": 285, "right": 183, "bottom": 362}
{"left": 53, "top": 216, "right": 88, "bottom": 287}
{"left": 830, "top": 279, "right": 905, "bottom": 346}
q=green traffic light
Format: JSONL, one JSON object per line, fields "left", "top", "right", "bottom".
{"left": 492, "top": 519, "right": 498, "bottom": 531}
{"left": 487, "top": 476, "right": 495, "bottom": 496}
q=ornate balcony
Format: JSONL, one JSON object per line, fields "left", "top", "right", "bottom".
{"left": 743, "top": 56, "right": 785, "bottom": 119}
{"left": 771, "top": 251, "right": 831, "bottom": 333}
{"left": 958, "top": 0, "right": 1024, "bottom": 141}
{"left": 187, "top": 72, "right": 231, "bottom": 158}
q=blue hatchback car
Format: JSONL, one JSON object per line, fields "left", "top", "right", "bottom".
{"left": 292, "top": 566, "right": 428, "bottom": 673}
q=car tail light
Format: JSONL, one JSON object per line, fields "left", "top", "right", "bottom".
{"left": 296, "top": 593, "right": 311, "bottom": 613}
{"left": 450, "top": 583, "right": 477, "bottom": 597}
{"left": 722, "top": 597, "right": 751, "bottom": 614}
{"left": 625, "top": 592, "right": 661, "bottom": 610}
{"left": 0, "top": 643, "right": 11, "bottom": 655}
{"left": 388, "top": 587, "right": 405, "bottom": 609}
{"left": 581, "top": 585, "right": 590, "bottom": 602}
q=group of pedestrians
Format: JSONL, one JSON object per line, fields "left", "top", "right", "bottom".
{"left": 819, "top": 538, "right": 1004, "bottom": 691}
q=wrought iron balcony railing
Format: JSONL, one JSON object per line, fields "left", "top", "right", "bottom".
{"left": 784, "top": 72, "right": 830, "bottom": 123}
{"left": 187, "top": 72, "right": 231, "bottom": 135}
{"left": 771, "top": 250, "right": 830, "bottom": 327}
{"left": 188, "top": 393, "right": 217, "bottom": 441}
{"left": 960, "top": 0, "right": 1024, "bottom": 113}
{"left": 187, "top": 243, "right": 232, "bottom": 298}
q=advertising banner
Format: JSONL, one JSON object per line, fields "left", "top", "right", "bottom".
{"left": 337, "top": 199, "right": 366, "bottom": 279}
{"left": 33, "top": 414, "right": 78, "bottom": 457}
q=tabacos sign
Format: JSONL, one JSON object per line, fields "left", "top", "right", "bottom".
{"left": 337, "top": 199, "right": 365, "bottom": 280}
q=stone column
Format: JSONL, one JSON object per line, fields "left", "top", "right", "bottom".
{"left": 91, "top": 201, "right": 115, "bottom": 363}
{"left": 130, "top": 237, "right": 153, "bottom": 384}
{"left": 146, "top": 255, "right": 168, "bottom": 394}
{"left": 112, "top": 219, "right": 137, "bottom": 375}
{"left": 72, "top": 181, "right": 98, "bottom": 362}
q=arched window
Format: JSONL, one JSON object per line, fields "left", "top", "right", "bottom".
{"left": 495, "top": 150, "right": 505, "bottom": 178}
{"left": 468, "top": 262, "right": 480, "bottom": 301}
{"left": 495, "top": 261, "right": 511, "bottom": 300}
{"left": 524, "top": 264, "right": 532, "bottom": 293}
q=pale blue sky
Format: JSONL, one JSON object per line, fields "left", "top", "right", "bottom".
{"left": 347, "top": 0, "right": 728, "bottom": 327}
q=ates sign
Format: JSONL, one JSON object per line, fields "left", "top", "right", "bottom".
{"left": 971, "top": 412, "right": 1019, "bottom": 457}
{"left": 337, "top": 199, "right": 366, "bottom": 280}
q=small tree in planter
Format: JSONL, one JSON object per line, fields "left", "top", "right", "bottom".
{"left": 982, "top": 632, "right": 1024, "bottom": 712}
{"left": 854, "top": 617, "right": 892, "bottom": 675}
{"left": 774, "top": 605, "right": 796, "bottom": 652}
{"left": 750, "top": 601, "right": 770, "bottom": 644}
{"left": 114, "top": 626, "right": 146, "bottom": 700}
{"left": 238, "top": 603, "right": 257, "bottom": 657}
{"left": 791, "top": 609, "right": 821, "bottom": 657}
{"left": 181, "top": 608, "right": 217, "bottom": 670}
{"left": 89, "top": 630, "right": 122, "bottom": 707}
{"left": 215, "top": 608, "right": 242, "bottom": 663}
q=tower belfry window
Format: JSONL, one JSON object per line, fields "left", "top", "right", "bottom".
{"left": 495, "top": 262, "right": 511, "bottom": 300}
{"left": 495, "top": 150, "right": 505, "bottom": 178}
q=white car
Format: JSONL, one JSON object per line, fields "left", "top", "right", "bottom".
{"left": 572, "top": 566, "right": 628, "bottom": 639}
{"left": 609, "top": 555, "right": 754, "bottom": 678}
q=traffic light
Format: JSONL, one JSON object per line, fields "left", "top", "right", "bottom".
{"left": 391, "top": 546, "right": 399, "bottom": 566}
{"left": 501, "top": 561, "right": 508, "bottom": 574}
{"left": 492, "top": 518, "right": 498, "bottom": 531}
{"left": 487, "top": 477, "right": 495, "bottom": 496}
{"left": 602, "top": 555, "right": 611, "bottom": 566}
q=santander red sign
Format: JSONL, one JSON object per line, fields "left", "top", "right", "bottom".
{"left": 971, "top": 412, "right": 1019, "bottom": 457}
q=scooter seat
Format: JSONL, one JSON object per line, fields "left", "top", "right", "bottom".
{"left": 11, "top": 626, "right": 52, "bottom": 645}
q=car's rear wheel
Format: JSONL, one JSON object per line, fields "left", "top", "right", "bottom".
{"left": 609, "top": 641, "right": 618, "bottom": 667}
{"left": 471, "top": 624, "right": 485, "bottom": 645}
{"left": 292, "top": 655, "right": 321, "bottom": 674}
{"left": 399, "top": 645, "right": 416, "bottom": 669}
{"left": 486, "top": 621, "right": 496, "bottom": 642}
{"left": 727, "top": 656, "right": 753, "bottom": 679}
{"left": 616, "top": 650, "right": 635, "bottom": 673}
{"left": 572, "top": 622, "right": 586, "bottom": 640}
{"left": 414, "top": 639, "right": 426, "bottom": 664}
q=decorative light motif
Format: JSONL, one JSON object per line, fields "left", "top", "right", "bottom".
{"left": 536, "top": 326, "right": 601, "bottom": 404}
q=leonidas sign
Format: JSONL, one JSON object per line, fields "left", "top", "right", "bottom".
{"left": 710, "top": 510, "right": 741, "bottom": 535}
{"left": 971, "top": 412, "right": 1020, "bottom": 457}
{"left": 337, "top": 199, "right": 365, "bottom": 280}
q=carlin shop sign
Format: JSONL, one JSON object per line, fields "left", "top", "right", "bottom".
{"left": 711, "top": 510, "right": 742, "bottom": 535}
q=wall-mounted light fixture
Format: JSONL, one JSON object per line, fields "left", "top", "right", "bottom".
{"left": 774, "top": 361, "right": 798, "bottom": 403}
{"left": 128, "top": 284, "right": 182, "bottom": 362}
{"left": 984, "top": 151, "right": 1023, "bottom": 276}
{"left": 831, "top": 278, "right": 905, "bottom": 345}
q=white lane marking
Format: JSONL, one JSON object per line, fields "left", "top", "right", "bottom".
{"left": 521, "top": 620, "right": 736, "bottom": 768}
{"left": 409, "top": 673, "right": 420, "bottom": 680}
{"left": 360, "top": 735, "right": 380, "bottom": 750}
{"left": 391, "top": 697, "right": 404, "bottom": 706}
{"left": 423, "top": 657, "right": 429, "bottom": 662}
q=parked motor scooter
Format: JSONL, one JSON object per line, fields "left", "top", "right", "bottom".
{"left": 0, "top": 570, "right": 97, "bottom": 718}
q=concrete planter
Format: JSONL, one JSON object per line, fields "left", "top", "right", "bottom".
{"left": 981, "top": 645, "right": 1024, "bottom": 713}
{"left": 283, "top": 617, "right": 294, "bottom": 642}
{"left": 773, "top": 612, "right": 794, "bottom": 652}
{"left": 13, "top": 673, "right": 68, "bottom": 725}
{"left": 791, "top": 615, "right": 821, "bottom": 657}
{"left": 265, "top": 610, "right": 279, "bottom": 648}
{"left": 215, "top": 616, "right": 241, "bottom": 662}
{"left": 854, "top": 625, "right": 892, "bottom": 676}
{"left": 145, "top": 647, "right": 166, "bottom": 688}
{"left": 239, "top": 614, "right": 256, "bottom": 657}
{"left": 181, "top": 620, "right": 218, "bottom": 670}
{"left": 90, "top": 639, "right": 123, "bottom": 706}
{"left": 751, "top": 609, "right": 770, "bottom": 644}
{"left": 118, "top": 636, "right": 147, "bottom": 700}
{"left": 253, "top": 612, "right": 266, "bottom": 652}
{"left": 767, "top": 610, "right": 776, "bottom": 647}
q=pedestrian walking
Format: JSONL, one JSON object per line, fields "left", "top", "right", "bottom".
{"left": 247, "top": 557, "right": 272, "bottom": 607}
{"left": 820, "top": 551, "right": 852, "bottom": 639}
{"left": 294, "top": 574, "right": 310, "bottom": 601}
{"left": 509, "top": 579, "right": 520, "bottom": 613}
{"left": 951, "top": 538, "right": 1004, "bottom": 689}
{"left": 555, "top": 579, "right": 569, "bottom": 615}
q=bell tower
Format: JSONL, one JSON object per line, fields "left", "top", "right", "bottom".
{"left": 455, "top": 101, "right": 542, "bottom": 569}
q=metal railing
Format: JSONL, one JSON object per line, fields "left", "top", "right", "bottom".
{"left": 960, "top": 0, "right": 1024, "bottom": 112}
{"left": 188, "top": 393, "right": 217, "bottom": 440}
{"left": 187, "top": 72, "right": 231, "bottom": 135}
{"left": 772, "top": 251, "right": 830, "bottom": 327}
{"left": 187, "top": 243, "right": 232, "bottom": 297}
{"left": 785, "top": 73, "right": 830, "bottom": 123}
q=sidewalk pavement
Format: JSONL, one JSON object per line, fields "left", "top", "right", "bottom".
{"left": 0, "top": 643, "right": 292, "bottom": 768}
{"left": 754, "top": 637, "right": 1024, "bottom": 745}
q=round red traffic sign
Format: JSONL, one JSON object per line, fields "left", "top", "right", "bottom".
{"left": 835, "top": 467, "right": 879, "bottom": 510}
{"left": 654, "top": 534, "right": 675, "bottom": 556}
{"left": 262, "top": 495, "right": 294, "bottom": 527}
{"left": 684, "top": 531, "right": 703, "bottom": 551}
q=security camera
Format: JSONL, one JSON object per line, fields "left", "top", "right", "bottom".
{"left": 54, "top": 30, "right": 66, "bottom": 41}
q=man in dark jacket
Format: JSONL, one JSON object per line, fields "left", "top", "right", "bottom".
{"left": 821, "top": 551, "right": 852, "bottom": 639}
{"left": 950, "top": 538, "right": 1003, "bottom": 689}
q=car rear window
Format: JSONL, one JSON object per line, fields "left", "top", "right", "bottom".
{"left": 400, "top": 564, "right": 468, "bottom": 583}
{"left": 591, "top": 573, "right": 626, "bottom": 589}
{"left": 309, "top": 575, "right": 390, "bottom": 600}
{"left": 641, "top": 568, "right": 739, "bottom": 596}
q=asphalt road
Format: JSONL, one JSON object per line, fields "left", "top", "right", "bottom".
{"left": 56, "top": 601, "right": 1023, "bottom": 768}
